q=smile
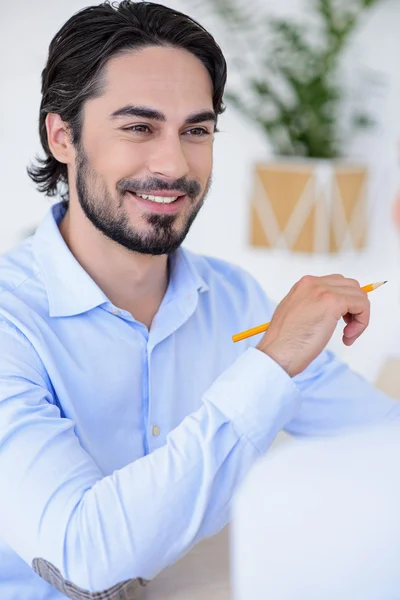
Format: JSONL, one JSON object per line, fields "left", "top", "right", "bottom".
{"left": 126, "top": 191, "right": 187, "bottom": 214}
{"left": 134, "top": 192, "right": 181, "bottom": 204}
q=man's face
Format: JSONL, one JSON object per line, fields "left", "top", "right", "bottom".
{"left": 72, "top": 45, "right": 215, "bottom": 255}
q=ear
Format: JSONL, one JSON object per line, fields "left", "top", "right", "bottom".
{"left": 45, "top": 113, "right": 75, "bottom": 164}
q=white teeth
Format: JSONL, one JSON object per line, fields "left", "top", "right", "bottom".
{"left": 135, "top": 193, "right": 179, "bottom": 204}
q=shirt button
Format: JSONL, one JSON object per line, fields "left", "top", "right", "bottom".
{"left": 111, "top": 309, "right": 121, "bottom": 316}
{"left": 152, "top": 425, "right": 160, "bottom": 437}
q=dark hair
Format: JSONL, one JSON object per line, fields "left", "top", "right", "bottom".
{"left": 27, "top": 0, "right": 227, "bottom": 202}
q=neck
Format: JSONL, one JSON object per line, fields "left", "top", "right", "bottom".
{"left": 59, "top": 202, "right": 169, "bottom": 329}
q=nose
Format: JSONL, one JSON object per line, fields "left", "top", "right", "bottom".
{"left": 148, "top": 132, "right": 189, "bottom": 181}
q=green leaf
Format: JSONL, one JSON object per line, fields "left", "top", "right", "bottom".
{"left": 186, "top": 0, "right": 381, "bottom": 158}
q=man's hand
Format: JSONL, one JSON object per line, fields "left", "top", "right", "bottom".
{"left": 257, "top": 275, "right": 370, "bottom": 378}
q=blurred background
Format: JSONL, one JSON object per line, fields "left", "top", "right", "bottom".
{"left": 1, "top": 0, "right": 400, "bottom": 389}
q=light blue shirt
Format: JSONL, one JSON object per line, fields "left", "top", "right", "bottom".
{"left": 0, "top": 201, "right": 398, "bottom": 599}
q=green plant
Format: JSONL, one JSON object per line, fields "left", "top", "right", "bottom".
{"left": 188, "top": 0, "right": 381, "bottom": 158}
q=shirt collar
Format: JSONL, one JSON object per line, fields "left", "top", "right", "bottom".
{"left": 33, "top": 201, "right": 208, "bottom": 318}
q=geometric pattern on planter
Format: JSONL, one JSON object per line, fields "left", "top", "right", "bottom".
{"left": 250, "top": 161, "right": 368, "bottom": 253}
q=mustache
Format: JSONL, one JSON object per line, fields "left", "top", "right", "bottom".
{"left": 118, "top": 176, "right": 201, "bottom": 200}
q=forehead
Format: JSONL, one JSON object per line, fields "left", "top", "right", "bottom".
{"left": 96, "top": 45, "right": 214, "bottom": 113}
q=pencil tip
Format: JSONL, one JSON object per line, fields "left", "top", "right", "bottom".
{"left": 384, "top": 281, "right": 388, "bottom": 284}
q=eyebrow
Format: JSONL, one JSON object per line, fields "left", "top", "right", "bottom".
{"left": 109, "top": 105, "right": 217, "bottom": 125}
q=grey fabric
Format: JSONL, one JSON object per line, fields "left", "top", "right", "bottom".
{"left": 32, "top": 558, "right": 148, "bottom": 600}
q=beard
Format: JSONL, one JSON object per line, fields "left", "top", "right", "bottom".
{"left": 74, "top": 145, "right": 211, "bottom": 255}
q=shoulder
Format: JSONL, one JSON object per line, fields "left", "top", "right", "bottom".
{"left": 0, "top": 237, "right": 43, "bottom": 309}
{"left": 0, "top": 237, "right": 40, "bottom": 296}
{"left": 0, "top": 242, "right": 50, "bottom": 381}
{"left": 0, "top": 238, "right": 47, "bottom": 323}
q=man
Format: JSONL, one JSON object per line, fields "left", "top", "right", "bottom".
{"left": 0, "top": 2, "right": 398, "bottom": 598}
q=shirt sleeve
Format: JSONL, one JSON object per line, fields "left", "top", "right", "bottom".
{"left": 286, "top": 348, "right": 400, "bottom": 436}
{"left": 241, "top": 272, "right": 400, "bottom": 437}
{"left": 0, "top": 319, "right": 300, "bottom": 597}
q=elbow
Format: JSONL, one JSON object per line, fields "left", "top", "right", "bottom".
{"left": 32, "top": 556, "right": 148, "bottom": 599}
{"left": 32, "top": 490, "right": 149, "bottom": 598}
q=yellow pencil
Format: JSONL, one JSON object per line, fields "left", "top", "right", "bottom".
{"left": 232, "top": 281, "right": 387, "bottom": 343}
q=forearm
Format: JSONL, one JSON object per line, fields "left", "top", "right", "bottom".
{"left": 286, "top": 349, "right": 400, "bottom": 437}
{"left": 1, "top": 348, "right": 300, "bottom": 595}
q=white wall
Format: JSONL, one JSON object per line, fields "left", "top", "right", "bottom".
{"left": 1, "top": 0, "right": 400, "bottom": 381}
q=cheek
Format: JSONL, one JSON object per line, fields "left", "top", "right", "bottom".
{"left": 91, "top": 137, "right": 145, "bottom": 183}
{"left": 186, "top": 144, "right": 213, "bottom": 183}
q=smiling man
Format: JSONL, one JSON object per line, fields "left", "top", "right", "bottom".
{"left": 0, "top": 2, "right": 399, "bottom": 599}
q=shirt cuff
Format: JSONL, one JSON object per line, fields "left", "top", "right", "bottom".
{"left": 203, "top": 347, "right": 301, "bottom": 454}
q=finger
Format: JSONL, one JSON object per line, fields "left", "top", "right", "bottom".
{"left": 343, "top": 318, "right": 368, "bottom": 341}
{"left": 343, "top": 332, "right": 359, "bottom": 346}
{"left": 327, "top": 286, "right": 368, "bottom": 300}
{"left": 319, "top": 274, "right": 346, "bottom": 282}
{"left": 343, "top": 313, "right": 353, "bottom": 325}
{"left": 344, "top": 298, "right": 370, "bottom": 322}
{"left": 319, "top": 275, "right": 360, "bottom": 289}
{"left": 323, "top": 290, "right": 370, "bottom": 322}
{"left": 342, "top": 325, "right": 368, "bottom": 346}
{"left": 341, "top": 277, "right": 361, "bottom": 290}
{"left": 342, "top": 302, "right": 370, "bottom": 343}
{"left": 334, "top": 288, "right": 370, "bottom": 316}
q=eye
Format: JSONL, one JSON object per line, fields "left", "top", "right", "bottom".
{"left": 184, "top": 127, "right": 210, "bottom": 137}
{"left": 124, "top": 124, "right": 151, "bottom": 134}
